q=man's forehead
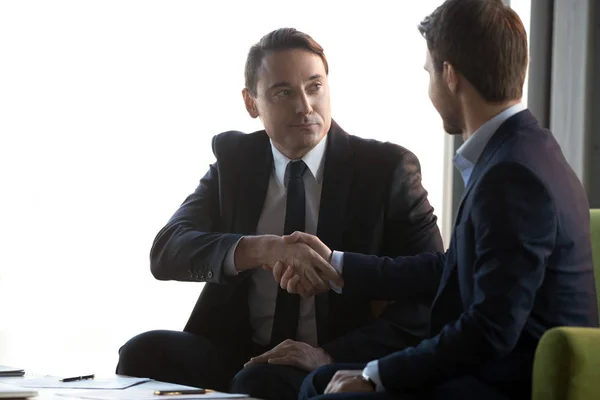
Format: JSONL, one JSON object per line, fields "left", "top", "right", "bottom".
{"left": 257, "top": 49, "right": 327, "bottom": 86}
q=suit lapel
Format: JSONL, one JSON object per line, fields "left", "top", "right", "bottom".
{"left": 433, "top": 110, "right": 538, "bottom": 304}
{"left": 453, "top": 110, "right": 536, "bottom": 229}
{"left": 233, "top": 132, "right": 273, "bottom": 234}
{"left": 315, "top": 120, "right": 354, "bottom": 345}
{"left": 317, "top": 120, "right": 354, "bottom": 249}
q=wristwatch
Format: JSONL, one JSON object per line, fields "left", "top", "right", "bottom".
{"left": 362, "top": 370, "right": 377, "bottom": 391}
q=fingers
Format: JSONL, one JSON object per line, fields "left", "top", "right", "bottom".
{"left": 244, "top": 340, "right": 296, "bottom": 367}
{"left": 298, "top": 276, "right": 315, "bottom": 297}
{"left": 278, "top": 256, "right": 341, "bottom": 295}
{"left": 282, "top": 231, "right": 307, "bottom": 244}
{"left": 280, "top": 265, "right": 295, "bottom": 289}
{"left": 312, "top": 250, "right": 344, "bottom": 288}
{"left": 272, "top": 264, "right": 310, "bottom": 297}
{"left": 285, "top": 232, "right": 332, "bottom": 261}
{"left": 274, "top": 240, "right": 341, "bottom": 295}
{"left": 304, "top": 265, "right": 329, "bottom": 293}
{"left": 245, "top": 352, "right": 270, "bottom": 366}
{"left": 266, "top": 355, "right": 298, "bottom": 367}
{"left": 272, "top": 261, "right": 285, "bottom": 282}
{"left": 324, "top": 372, "right": 341, "bottom": 394}
{"left": 282, "top": 265, "right": 321, "bottom": 297}
{"left": 324, "top": 370, "right": 348, "bottom": 394}
{"left": 301, "top": 247, "right": 343, "bottom": 288}
{"left": 286, "top": 274, "right": 301, "bottom": 294}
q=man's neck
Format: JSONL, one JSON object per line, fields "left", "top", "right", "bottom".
{"left": 462, "top": 99, "right": 521, "bottom": 141}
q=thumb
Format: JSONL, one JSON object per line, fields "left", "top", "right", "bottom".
{"left": 282, "top": 231, "right": 304, "bottom": 244}
{"left": 328, "top": 267, "right": 345, "bottom": 288}
{"left": 312, "top": 252, "right": 344, "bottom": 288}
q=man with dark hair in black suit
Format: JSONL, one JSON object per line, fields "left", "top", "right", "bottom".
{"left": 116, "top": 27, "right": 444, "bottom": 400}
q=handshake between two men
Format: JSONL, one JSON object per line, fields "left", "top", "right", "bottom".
{"left": 240, "top": 231, "right": 347, "bottom": 374}
{"left": 262, "top": 231, "right": 343, "bottom": 298}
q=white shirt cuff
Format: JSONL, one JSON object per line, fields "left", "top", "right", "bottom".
{"left": 223, "top": 237, "right": 243, "bottom": 276}
{"left": 363, "top": 360, "right": 385, "bottom": 392}
{"left": 329, "top": 251, "right": 344, "bottom": 294}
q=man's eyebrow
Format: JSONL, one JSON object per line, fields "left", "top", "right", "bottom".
{"left": 267, "top": 81, "right": 290, "bottom": 91}
{"left": 267, "top": 75, "right": 324, "bottom": 91}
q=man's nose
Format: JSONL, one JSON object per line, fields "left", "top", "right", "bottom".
{"left": 295, "top": 92, "right": 313, "bottom": 115}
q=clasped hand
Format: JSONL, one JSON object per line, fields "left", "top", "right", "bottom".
{"left": 266, "top": 232, "right": 343, "bottom": 297}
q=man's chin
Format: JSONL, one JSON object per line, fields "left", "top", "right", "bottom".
{"left": 443, "top": 124, "right": 463, "bottom": 136}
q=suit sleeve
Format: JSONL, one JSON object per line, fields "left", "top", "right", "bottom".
{"left": 340, "top": 251, "right": 446, "bottom": 302}
{"left": 384, "top": 150, "right": 444, "bottom": 257}
{"left": 149, "top": 135, "right": 244, "bottom": 284}
{"left": 374, "top": 162, "right": 557, "bottom": 391}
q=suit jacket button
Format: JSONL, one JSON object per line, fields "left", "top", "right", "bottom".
{"left": 207, "top": 271, "right": 213, "bottom": 279}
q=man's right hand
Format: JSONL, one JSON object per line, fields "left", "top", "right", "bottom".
{"left": 234, "top": 235, "right": 343, "bottom": 296}
{"left": 272, "top": 239, "right": 344, "bottom": 296}
{"left": 272, "top": 232, "right": 344, "bottom": 296}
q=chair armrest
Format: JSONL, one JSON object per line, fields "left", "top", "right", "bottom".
{"left": 533, "top": 327, "right": 600, "bottom": 400}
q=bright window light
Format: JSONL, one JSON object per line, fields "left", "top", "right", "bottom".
{"left": 0, "top": 0, "right": 533, "bottom": 375}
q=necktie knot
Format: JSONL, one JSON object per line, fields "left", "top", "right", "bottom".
{"left": 287, "top": 160, "right": 308, "bottom": 180}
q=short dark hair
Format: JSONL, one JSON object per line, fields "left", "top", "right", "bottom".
{"left": 418, "top": 0, "right": 528, "bottom": 102}
{"left": 244, "top": 28, "right": 328, "bottom": 97}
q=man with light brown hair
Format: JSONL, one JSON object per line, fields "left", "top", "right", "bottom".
{"left": 289, "top": 0, "right": 598, "bottom": 398}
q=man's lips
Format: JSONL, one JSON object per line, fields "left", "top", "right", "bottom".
{"left": 290, "top": 123, "right": 318, "bottom": 128}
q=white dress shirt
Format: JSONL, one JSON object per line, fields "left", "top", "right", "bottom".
{"left": 223, "top": 136, "right": 328, "bottom": 347}
{"left": 335, "top": 102, "right": 528, "bottom": 391}
{"left": 454, "top": 102, "right": 527, "bottom": 185}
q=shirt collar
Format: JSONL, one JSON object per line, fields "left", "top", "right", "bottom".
{"left": 270, "top": 135, "right": 328, "bottom": 187}
{"left": 456, "top": 102, "right": 527, "bottom": 164}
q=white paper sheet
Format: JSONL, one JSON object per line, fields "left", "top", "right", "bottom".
{"left": 1, "top": 376, "right": 150, "bottom": 389}
{"left": 0, "top": 384, "right": 37, "bottom": 398}
{"left": 56, "top": 390, "right": 248, "bottom": 399}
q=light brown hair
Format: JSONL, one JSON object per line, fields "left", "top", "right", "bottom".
{"left": 419, "top": 0, "right": 528, "bottom": 102}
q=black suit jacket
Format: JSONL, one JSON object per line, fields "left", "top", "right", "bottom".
{"left": 150, "top": 120, "right": 443, "bottom": 364}
{"left": 341, "top": 110, "right": 599, "bottom": 395}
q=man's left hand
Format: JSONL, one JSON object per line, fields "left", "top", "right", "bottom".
{"left": 244, "top": 339, "right": 333, "bottom": 372}
{"left": 324, "top": 370, "right": 375, "bottom": 394}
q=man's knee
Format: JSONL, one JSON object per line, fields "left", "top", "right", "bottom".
{"left": 230, "top": 364, "right": 307, "bottom": 400}
{"left": 116, "top": 330, "right": 169, "bottom": 376}
{"left": 230, "top": 364, "right": 266, "bottom": 394}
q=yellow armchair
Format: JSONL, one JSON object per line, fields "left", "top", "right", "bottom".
{"left": 532, "top": 210, "right": 600, "bottom": 399}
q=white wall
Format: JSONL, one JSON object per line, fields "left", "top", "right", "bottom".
{"left": 0, "top": 0, "right": 448, "bottom": 376}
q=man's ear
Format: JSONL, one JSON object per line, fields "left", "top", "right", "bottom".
{"left": 443, "top": 62, "right": 459, "bottom": 95}
{"left": 242, "top": 88, "right": 259, "bottom": 119}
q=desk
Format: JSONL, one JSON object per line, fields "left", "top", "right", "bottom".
{"left": 0, "top": 376, "right": 260, "bottom": 400}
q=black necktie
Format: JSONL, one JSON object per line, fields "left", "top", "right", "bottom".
{"left": 270, "top": 160, "right": 307, "bottom": 348}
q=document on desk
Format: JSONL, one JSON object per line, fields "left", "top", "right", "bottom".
{"left": 3, "top": 376, "right": 150, "bottom": 389}
{"left": 0, "top": 365, "right": 25, "bottom": 377}
{"left": 58, "top": 390, "right": 248, "bottom": 399}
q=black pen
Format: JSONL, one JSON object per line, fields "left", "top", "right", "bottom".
{"left": 154, "top": 389, "right": 207, "bottom": 395}
{"left": 60, "top": 374, "right": 95, "bottom": 382}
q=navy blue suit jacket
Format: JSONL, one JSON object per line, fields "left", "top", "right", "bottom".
{"left": 342, "top": 110, "right": 598, "bottom": 393}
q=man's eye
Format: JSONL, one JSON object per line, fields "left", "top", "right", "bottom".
{"left": 309, "top": 84, "right": 322, "bottom": 92}
{"left": 277, "top": 89, "right": 291, "bottom": 97}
